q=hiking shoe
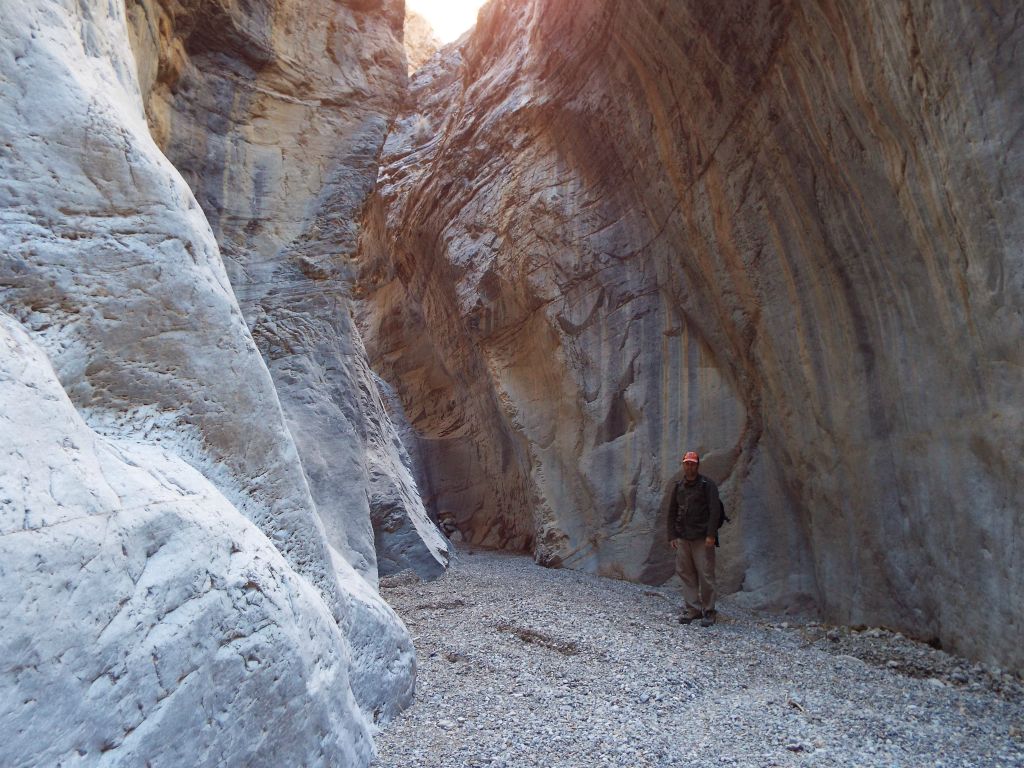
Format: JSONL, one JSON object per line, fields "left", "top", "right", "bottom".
{"left": 700, "top": 611, "right": 717, "bottom": 627}
{"left": 678, "top": 614, "right": 701, "bottom": 625}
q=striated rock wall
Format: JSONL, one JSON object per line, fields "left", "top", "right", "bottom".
{"left": 0, "top": 0, "right": 423, "bottom": 763}
{"left": 125, "top": 0, "right": 449, "bottom": 579}
{"left": 357, "top": 0, "right": 1023, "bottom": 668}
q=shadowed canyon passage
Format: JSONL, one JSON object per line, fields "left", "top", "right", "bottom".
{"left": 0, "top": 0, "right": 1021, "bottom": 766}
{"left": 356, "top": 0, "right": 1023, "bottom": 669}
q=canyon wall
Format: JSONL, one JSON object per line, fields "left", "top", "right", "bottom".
{"left": 357, "top": 0, "right": 1023, "bottom": 668}
{"left": 404, "top": 8, "right": 442, "bottom": 74}
{"left": 0, "top": 0, "right": 435, "bottom": 763}
{"left": 126, "top": 0, "right": 449, "bottom": 580}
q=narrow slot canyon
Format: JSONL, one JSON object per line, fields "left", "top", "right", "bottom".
{"left": 0, "top": 1, "right": 1021, "bottom": 766}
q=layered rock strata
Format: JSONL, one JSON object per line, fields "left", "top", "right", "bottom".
{"left": 0, "top": 0, "right": 419, "bottom": 762}
{"left": 357, "top": 0, "right": 1023, "bottom": 669}
{"left": 126, "top": 0, "right": 449, "bottom": 581}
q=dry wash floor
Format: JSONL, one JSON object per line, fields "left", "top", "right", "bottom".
{"left": 372, "top": 548, "right": 1023, "bottom": 768}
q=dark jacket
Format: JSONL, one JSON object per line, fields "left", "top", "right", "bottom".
{"left": 667, "top": 474, "right": 722, "bottom": 541}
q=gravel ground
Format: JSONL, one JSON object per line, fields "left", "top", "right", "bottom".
{"left": 372, "top": 547, "right": 1024, "bottom": 767}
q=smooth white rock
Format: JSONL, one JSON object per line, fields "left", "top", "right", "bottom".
{"left": 0, "top": 0, "right": 415, "bottom": 760}
{"left": 125, "top": 0, "right": 451, "bottom": 582}
{"left": 0, "top": 313, "right": 373, "bottom": 766}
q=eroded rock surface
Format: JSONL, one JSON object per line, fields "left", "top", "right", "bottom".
{"left": 368, "top": 372, "right": 451, "bottom": 579}
{"left": 0, "top": 315, "right": 374, "bottom": 766}
{"left": 0, "top": 0, "right": 416, "bottom": 762}
{"left": 357, "top": 0, "right": 1023, "bottom": 668}
{"left": 126, "top": 0, "right": 449, "bottom": 580}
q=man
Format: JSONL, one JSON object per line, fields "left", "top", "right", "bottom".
{"left": 667, "top": 451, "right": 722, "bottom": 627}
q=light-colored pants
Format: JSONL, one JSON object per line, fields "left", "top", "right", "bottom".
{"left": 675, "top": 538, "right": 716, "bottom": 617}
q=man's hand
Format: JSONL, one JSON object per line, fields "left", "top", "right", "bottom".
{"left": 670, "top": 538, "right": 680, "bottom": 550}
{"left": 704, "top": 536, "right": 715, "bottom": 548}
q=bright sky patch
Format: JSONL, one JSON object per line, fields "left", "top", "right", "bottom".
{"left": 407, "top": 0, "right": 487, "bottom": 43}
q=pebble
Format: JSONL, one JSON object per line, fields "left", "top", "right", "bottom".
{"left": 372, "top": 548, "right": 1024, "bottom": 767}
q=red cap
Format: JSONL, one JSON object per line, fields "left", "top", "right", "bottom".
{"left": 683, "top": 451, "right": 699, "bottom": 464}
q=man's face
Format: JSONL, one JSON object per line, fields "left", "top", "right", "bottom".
{"left": 683, "top": 460, "right": 698, "bottom": 481}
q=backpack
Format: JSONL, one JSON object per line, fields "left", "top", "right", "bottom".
{"left": 703, "top": 477, "right": 729, "bottom": 547}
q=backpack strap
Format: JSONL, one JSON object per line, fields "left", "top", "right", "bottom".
{"left": 669, "top": 479, "right": 681, "bottom": 536}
